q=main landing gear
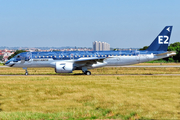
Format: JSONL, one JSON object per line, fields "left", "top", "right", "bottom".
{"left": 82, "top": 67, "right": 91, "bottom": 75}
{"left": 84, "top": 71, "right": 91, "bottom": 75}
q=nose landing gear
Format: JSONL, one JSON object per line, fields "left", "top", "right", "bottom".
{"left": 23, "top": 68, "right": 28, "bottom": 75}
{"left": 25, "top": 69, "right": 28, "bottom": 75}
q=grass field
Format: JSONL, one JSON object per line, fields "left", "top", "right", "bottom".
{"left": 0, "top": 66, "right": 180, "bottom": 119}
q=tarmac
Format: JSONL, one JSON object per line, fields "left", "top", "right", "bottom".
{"left": 1, "top": 65, "right": 180, "bottom": 68}
{"left": 107, "top": 65, "right": 180, "bottom": 67}
{"left": 0, "top": 74, "right": 180, "bottom": 76}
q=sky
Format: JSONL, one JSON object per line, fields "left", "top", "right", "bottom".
{"left": 0, "top": 0, "right": 180, "bottom": 48}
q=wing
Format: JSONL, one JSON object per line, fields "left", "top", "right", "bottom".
{"left": 73, "top": 57, "right": 107, "bottom": 69}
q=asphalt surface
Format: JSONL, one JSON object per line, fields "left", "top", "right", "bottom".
{"left": 1, "top": 65, "right": 180, "bottom": 68}
{"left": 0, "top": 66, "right": 9, "bottom": 67}
{"left": 0, "top": 74, "right": 180, "bottom": 76}
{"left": 107, "top": 65, "right": 180, "bottom": 67}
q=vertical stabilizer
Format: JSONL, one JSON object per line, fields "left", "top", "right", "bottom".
{"left": 146, "top": 26, "right": 173, "bottom": 51}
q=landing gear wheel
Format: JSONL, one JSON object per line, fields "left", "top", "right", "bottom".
{"left": 85, "top": 71, "right": 91, "bottom": 75}
{"left": 25, "top": 72, "right": 28, "bottom": 75}
{"left": 25, "top": 69, "right": 28, "bottom": 75}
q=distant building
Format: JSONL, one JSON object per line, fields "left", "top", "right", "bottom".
{"left": 93, "top": 41, "right": 110, "bottom": 51}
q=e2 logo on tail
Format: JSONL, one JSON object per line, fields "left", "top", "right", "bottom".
{"left": 158, "top": 36, "right": 169, "bottom": 44}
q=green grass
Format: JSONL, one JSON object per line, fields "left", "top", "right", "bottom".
{"left": 0, "top": 75, "right": 179, "bottom": 119}
{"left": 146, "top": 59, "right": 169, "bottom": 63}
{"left": 0, "top": 111, "right": 141, "bottom": 120}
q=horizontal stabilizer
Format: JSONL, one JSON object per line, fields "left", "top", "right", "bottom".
{"left": 155, "top": 51, "right": 176, "bottom": 56}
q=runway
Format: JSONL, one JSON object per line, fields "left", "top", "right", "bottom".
{"left": 107, "top": 65, "right": 180, "bottom": 67}
{"left": 0, "top": 66, "right": 9, "bottom": 68}
{"left": 1, "top": 65, "right": 180, "bottom": 68}
{"left": 1, "top": 74, "right": 180, "bottom": 76}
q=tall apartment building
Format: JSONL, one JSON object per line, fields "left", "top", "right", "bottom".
{"left": 93, "top": 41, "right": 110, "bottom": 51}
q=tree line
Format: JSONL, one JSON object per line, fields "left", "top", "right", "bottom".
{"left": 8, "top": 50, "right": 26, "bottom": 60}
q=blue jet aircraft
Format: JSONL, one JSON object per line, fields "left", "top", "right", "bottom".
{"left": 5, "top": 26, "right": 176, "bottom": 75}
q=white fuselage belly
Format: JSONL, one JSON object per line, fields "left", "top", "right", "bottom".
{"left": 105, "top": 54, "right": 154, "bottom": 66}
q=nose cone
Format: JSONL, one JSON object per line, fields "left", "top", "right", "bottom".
{"left": 5, "top": 59, "right": 15, "bottom": 67}
{"left": 5, "top": 60, "right": 11, "bottom": 65}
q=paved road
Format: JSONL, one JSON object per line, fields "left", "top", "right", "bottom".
{"left": 106, "top": 65, "right": 180, "bottom": 67}
{"left": 0, "top": 66, "right": 9, "bottom": 68}
{"left": 1, "top": 74, "right": 180, "bottom": 76}
{"left": 1, "top": 65, "right": 180, "bottom": 68}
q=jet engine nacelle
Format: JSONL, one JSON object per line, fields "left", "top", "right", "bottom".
{"left": 55, "top": 62, "right": 73, "bottom": 73}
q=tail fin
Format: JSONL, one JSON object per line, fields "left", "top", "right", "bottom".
{"left": 146, "top": 26, "right": 173, "bottom": 51}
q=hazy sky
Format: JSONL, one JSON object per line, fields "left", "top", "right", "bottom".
{"left": 0, "top": 0, "right": 180, "bottom": 48}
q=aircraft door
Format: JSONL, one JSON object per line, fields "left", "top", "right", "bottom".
{"left": 26, "top": 52, "right": 32, "bottom": 61}
{"left": 20, "top": 56, "right": 25, "bottom": 63}
{"left": 135, "top": 51, "right": 140, "bottom": 62}
{"left": 116, "top": 57, "right": 121, "bottom": 64}
{"left": 60, "top": 53, "right": 64, "bottom": 59}
{"left": 21, "top": 52, "right": 32, "bottom": 63}
{"left": 136, "top": 55, "right": 140, "bottom": 62}
{"left": 70, "top": 53, "right": 74, "bottom": 60}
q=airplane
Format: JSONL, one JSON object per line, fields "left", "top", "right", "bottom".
{"left": 5, "top": 26, "right": 176, "bottom": 75}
